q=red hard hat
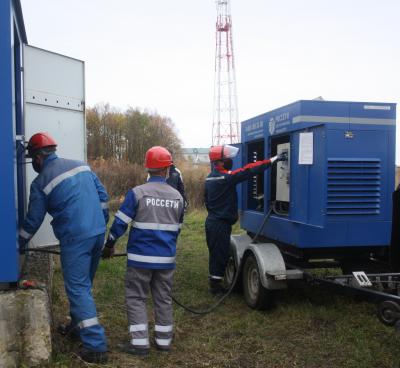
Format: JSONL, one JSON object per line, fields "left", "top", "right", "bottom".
{"left": 145, "top": 146, "right": 172, "bottom": 169}
{"left": 27, "top": 132, "right": 57, "bottom": 157}
{"left": 209, "top": 145, "right": 239, "bottom": 162}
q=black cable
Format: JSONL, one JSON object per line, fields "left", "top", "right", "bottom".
{"left": 171, "top": 207, "right": 273, "bottom": 314}
{"left": 25, "top": 248, "right": 61, "bottom": 255}
{"left": 171, "top": 267, "right": 241, "bottom": 315}
{"left": 251, "top": 207, "right": 273, "bottom": 244}
{"left": 25, "top": 247, "right": 238, "bottom": 315}
{"left": 24, "top": 208, "right": 274, "bottom": 316}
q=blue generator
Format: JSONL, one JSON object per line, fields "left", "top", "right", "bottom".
{"left": 227, "top": 99, "right": 399, "bottom": 311}
{"left": 235, "top": 100, "right": 396, "bottom": 265}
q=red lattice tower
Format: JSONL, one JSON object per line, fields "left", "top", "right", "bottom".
{"left": 212, "top": 0, "right": 239, "bottom": 146}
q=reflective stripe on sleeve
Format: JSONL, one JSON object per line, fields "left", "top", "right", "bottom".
{"left": 175, "top": 167, "right": 183, "bottom": 181}
{"left": 155, "top": 338, "right": 172, "bottom": 346}
{"left": 210, "top": 275, "right": 223, "bottom": 280}
{"left": 115, "top": 210, "right": 132, "bottom": 224}
{"left": 205, "top": 176, "right": 225, "bottom": 181}
{"left": 155, "top": 324, "right": 173, "bottom": 333}
{"left": 133, "top": 222, "right": 180, "bottom": 231}
{"left": 131, "top": 338, "right": 149, "bottom": 346}
{"left": 101, "top": 202, "right": 109, "bottom": 209}
{"left": 43, "top": 166, "right": 91, "bottom": 195}
{"left": 129, "top": 324, "right": 147, "bottom": 332}
{"left": 19, "top": 228, "right": 33, "bottom": 240}
{"left": 79, "top": 317, "right": 99, "bottom": 329}
{"left": 128, "top": 253, "right": 175, "bottom": 264}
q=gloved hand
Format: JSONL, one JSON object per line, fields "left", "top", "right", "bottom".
{"left": 19, "top": 237, "right": 28, "bottom": 255}
{"left": 102, "top": 246, "right": 115, "bottom": 259}
{"left": 103, "top": 209, "right": 110, "bottom": 225}
{"left": 102, "top": 235, "right": 116, "bottom": 259}
{"left": 271, "top": 152, "right": 288, "bottom": 163}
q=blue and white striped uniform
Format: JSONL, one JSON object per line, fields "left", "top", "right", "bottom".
{"left": 109, "top": 176, "right": 184, "bottom": 269}
{"left": 20, "top": 153, "right": 109, "bottom": 244}
{"left": 109, "top": 175, "right": 183, "bottom": 351}
{"left": 20, "top": 153, "right": 109, "bottom": 353}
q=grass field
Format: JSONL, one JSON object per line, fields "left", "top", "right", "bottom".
{"left": 49, "top": 210, "right": 400, "bottom": 368}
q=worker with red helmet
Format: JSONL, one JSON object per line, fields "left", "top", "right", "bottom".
{"left": 205, "top": 145, "right": 287, "bottom": 295}
{"left": 103, "top": 146, "right": 184, "bottom": 356}
{"left": 19, "top": 132, "right": 109, "bottom": 363}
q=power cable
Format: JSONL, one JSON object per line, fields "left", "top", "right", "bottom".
{"left": 23, "top": 208, "right": 273, "bottom": 315}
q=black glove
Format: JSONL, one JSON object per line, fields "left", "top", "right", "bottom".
{"left": 102, "top": 246, "right": 114, "bottom": 259}
{"left": 102, "top": 236, "right": 116, "bottom": 259}
{"left": 276, "top": 152, "right": 288, "bottom": 162}
{"left": 19, "top": 237, "right": 28, "bottom": 255}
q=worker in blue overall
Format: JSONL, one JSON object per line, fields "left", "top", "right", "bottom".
{"left": 103, "top": 146, "right": 184, "bottom": 356}
{"left": 147, "top": 161, "right": 188, "bottom": 210}
{"left": 167, "top": 163, "right": 189, "bottom": 211}
{"left": 204, "top": 145, "right": 286, "bottom": 295}
{"left": 19, "top": 132, "right": 109, "bottom": 364}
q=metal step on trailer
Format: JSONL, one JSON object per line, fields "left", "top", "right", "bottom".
{"left": 270, "top": 269, "right": 304, "bottom": 281}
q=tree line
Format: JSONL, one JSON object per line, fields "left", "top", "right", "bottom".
{"left": 87, "top": 104, "right": 182, "bottom": 164}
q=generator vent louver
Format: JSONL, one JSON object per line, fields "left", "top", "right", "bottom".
{"left": 326, "top": 159, "right": 381, "bottom": 215}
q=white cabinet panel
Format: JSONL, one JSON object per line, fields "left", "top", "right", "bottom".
{"left": 23, "top": 45, "right": 85, "bottom": 247}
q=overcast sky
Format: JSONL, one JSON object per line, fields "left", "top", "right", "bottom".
{"left": 21, "top": 0, "right": 400, "bottom": 158}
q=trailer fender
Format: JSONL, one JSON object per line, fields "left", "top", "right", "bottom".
{"left": 230, "top": 234, "right": 252, "bottom": 267}
{"left": 245, "top": 242, "right": 287, "bottom": 290}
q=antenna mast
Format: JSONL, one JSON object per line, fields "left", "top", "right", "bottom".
{"left": 212, "top": 0, "right": 239, "bottom": 146}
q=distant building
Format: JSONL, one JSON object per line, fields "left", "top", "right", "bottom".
{"left": 181, "top": 148, "right": 209, "bottom": 164}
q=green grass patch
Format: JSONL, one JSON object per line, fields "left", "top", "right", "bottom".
{"left": 49, "top": 210, "right": 400, "bottom": 367}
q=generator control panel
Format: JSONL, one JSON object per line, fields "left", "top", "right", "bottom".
{"left": 276, "top": 143, "right": 290, "bottom": 203}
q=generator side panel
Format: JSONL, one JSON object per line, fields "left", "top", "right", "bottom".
{"left": 324, "top": 102, "right": 396, "bottom": 246}
{"left": 290, "top": 126, "right": 326, "bottom": 228}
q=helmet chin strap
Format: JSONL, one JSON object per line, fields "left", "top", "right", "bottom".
{"left": 32, "top": 156, "right": 44, "bottom": 173}
{"left": 18, "top": 160, "right": 33, "bottom": 165}
{"left": 223, "top": 159, "right": 233, "bottom": 171}
{"left": 32, "top": 160, "right": 42, "bottom": 173}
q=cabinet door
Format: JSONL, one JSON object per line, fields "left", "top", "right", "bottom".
{"left": 23, "top": 45, "right": 85, "bottom": 247}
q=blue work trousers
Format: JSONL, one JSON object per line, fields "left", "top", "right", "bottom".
{"left": 205, "top": 218, "right": 232, "bottom": 279}
{"left": 60, "top": 233, "right": 107, "bottom": 352}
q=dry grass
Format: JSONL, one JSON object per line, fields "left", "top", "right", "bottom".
{"left": 48, "top": 211, "right": 400, "bottom": 368}
{"left": 90, "top": 159, "right": 209, "bottom": 211}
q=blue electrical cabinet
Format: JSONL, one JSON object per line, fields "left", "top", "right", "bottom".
{"left": 0, "top": 0, "right": 27, "bottom": 284}
{"left": 239, "top": 100, "right": 396, "bottom": 256}
{"left": 1, "top": 1, "right": 86, "bottom": 285}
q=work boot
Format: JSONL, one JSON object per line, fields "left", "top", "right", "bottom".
{"left": 154, "top": 336, "right": 173, "bottom": 353}
{"left": 57, "top": 322, "right": 80, "bottom": 341}
{"left": 155, "top": 344, "right": 171, "bottom": 353}
{"left": 209, "top": 279, "right": 228, "bottom": 296}
{"left": 79, "top": 347, "right": 108, "bottom": 364}
{"left": 117, "top": 342, "right": 149, "bottom": 357}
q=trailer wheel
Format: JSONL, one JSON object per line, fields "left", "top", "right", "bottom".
{"left": 224, "top": 255, "right": 236, "bottom": 286}
{"left": 377, "top": 301, "right": 400, "bottom": 326}
{"left": 224, "top": 253, "right": 242, "bottom": 292}
{"left": 243, "top": 254, "right": 273, "bottom": 310}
